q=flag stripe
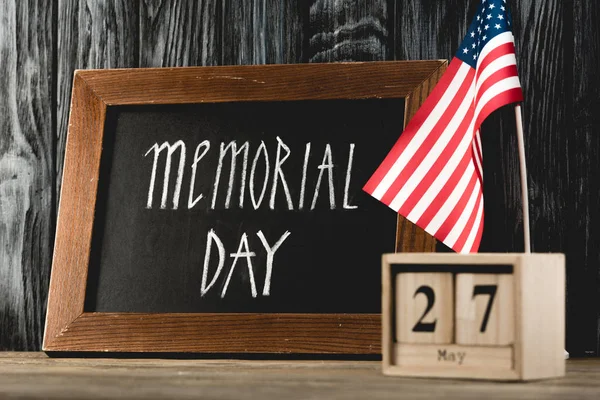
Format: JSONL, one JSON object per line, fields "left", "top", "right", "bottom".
{"left": 424, "top": 161, "right": 476, "bottom": 234}
{"left": 469, "top": 205, "right": 485, "bottom": 252}
{"left": 472, "top": 136, "right": 483, "bottom": 183}
{"left": 387, "top": 79, "right": 475, "bottom": 209}
{"left": 413, "top": 148, "right": 472, "bottom": 228}
{"left": 369, "top": 62, "right": 472, "bottom": 200}
{"left": 477, "top": 65, "right": 519, "bottom": 105}
{"left": 436, "top": 176, "right": 481, "bottom": 243}
{"left": 475, "top": 77, "right": 522, "bottom": 126}
{"left": 460, "top": 195, "right": 484, "bottom": 253}
{"left": 476, "top": 87, "right": 524, "bottom": 128}
{"left": 453, "top": 191, "right": 484, "bottom": 252}
{"left": 408, "top": 115, "right": 476, "bottom": 224}
{"left": 477, "top": 32, "right": 514, "bottom": 69}
{"left": 380, "top": 71, "right": 475, "bottom": 206}
{"left": 476, "top": 44, "right": 517, "bottom": 83}
{"left": 474, "top": 130, "right": 483, "bottom": 165}
{"left": 398, "top": 107, "right": 475, "bottom": 218}
{"left": 362, "top": 59, "right": 463, "bottom": 195}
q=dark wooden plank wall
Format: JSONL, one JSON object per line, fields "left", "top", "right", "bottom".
{"left": 0, "top": 0, "right": 54, "bottom": 351}
{"left": 0, "top": 0, "right": 598, "bottom": 356}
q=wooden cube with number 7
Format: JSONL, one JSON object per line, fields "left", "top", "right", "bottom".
{"left": 455, "top": 273, "right": 514, "bottom": 345}
{"left": 395, "top": 273, "right": 453, "bottom": 344}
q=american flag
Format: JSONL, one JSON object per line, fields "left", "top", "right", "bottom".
{"left": 363, "top": 0, "right": 523, "bottom": 253}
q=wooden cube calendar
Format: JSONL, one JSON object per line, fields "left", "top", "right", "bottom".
{"left": 382, "top": 253, "right": 565, "bottom": 381}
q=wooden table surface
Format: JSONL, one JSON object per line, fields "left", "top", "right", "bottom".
{"left": 1, "top": 353, "right": 599, "bottom": 399}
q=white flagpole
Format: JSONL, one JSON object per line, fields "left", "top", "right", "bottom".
{"left": 514, "top": 105, "right": 531, "bottom": 253}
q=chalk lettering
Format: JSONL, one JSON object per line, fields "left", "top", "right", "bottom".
{"left": 221, "top": 233, "right": 257, "bottom": 298}
{"left": 249, "top": 141, "right": 270, "bottom": 210}
{"left": 256, "top": 230, "right": 291, "bottom": 296}
{"left": 144, "top": 139, "right": 363, "bottom": 212}
{"left": 145, "top": 140, "right": 186, "bottom": 209}
{"left": 311, "top": 144, "right": 335, "bottom": 210}
{"left": 269, "top": 136, "right": 294, "bottom": 210}
{"left": 188, "top": 140, "right": 211, "bottom": 209}
{"left": 200, "top": 230, "right": 226, "bottom": 296}
{"left": 212, "top": 141, "right": 249, "bottom": 209}
{"left": 343, "top": 143, "right": 358, "bottom": 210}
{"left": 298, "top": 142, "right": 311, "bottom": 210}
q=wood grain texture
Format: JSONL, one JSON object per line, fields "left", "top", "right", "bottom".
{"left": 140, "top": 0, "right": 303, "bottom": 67}
{"left": 0, "top": 0, "right": 54, "bottom": 351}
{"left": 56, "top": 0, "right": 138, "bottom": 200}
{"left": 514, "top": 254, "right": 566, "bottom": 380}
{"left": 265, "top": 0, "right": 304, "bottom": 64}
{"left": 43, "top": 74, "right": 106, "bottom": 349}
{"left": 308, "top": 0, "right": 388, "bottom": 62}
{"left": 2, "top": 353, "right": 599, "bottom": 399}
{"left": 139, "top": 0, "right": 221, "bottom": 67}
{"left": 571, "top": 0, "right": 600, "bottom": 357}
{"left": 223, "top": 0, "right": 304, "bottom": 65}
{"left": 392, "top": 0, "right": 473, "bottom": 61}
{"left": 44, "top": 313, "right": 380, "bottom": 353}
{"left": 76, "top": 60, "right": 445, "bottom": 104}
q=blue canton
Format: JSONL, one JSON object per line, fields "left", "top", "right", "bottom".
{"left": 456, "top": 0, "right": 513, "bottom": 68}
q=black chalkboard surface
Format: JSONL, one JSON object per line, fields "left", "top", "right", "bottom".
{"left": 85, "top": 99, "right": 404, "bottom": 314}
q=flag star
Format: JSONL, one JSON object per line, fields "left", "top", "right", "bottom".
{"left": 470, "top": 31, "right": 475, "bottom": 37}
{"left": 473, "top": 54, "right": 477, "bottom": 60}
{"left": 463, "top": 48, "right": 469, "bottom": 54}
{"left": 477, "top": 15, "right": 480, "bottom": 21}
{"left": 487, "top": 14, "right": 493, "bottom": 19}
{"left": 485, "top": 24, "right": 490, "bottom": 30}
{"left": 501, "top": 6, "right": 506, "bottom": 11}
{"left": 483, "top": 35, "right": 488, "bottom": 41}
{"left": 495, "top": 23, "right": 501, "bottom": 29}
{"left": 472, "top": 43, "right": 476, "bottom": 49}
{"left": 498, "top": 14, "right": 504, "bottom": 20}
{"left": 489, "top": 4, "right": 495, "bottom": 9}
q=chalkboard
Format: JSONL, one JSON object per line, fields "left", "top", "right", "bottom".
{"left": 43, "top": 61, "right": 446, "bottom": 354}
{"left": 85, "top": 99, "right": 403, "bottom": 314}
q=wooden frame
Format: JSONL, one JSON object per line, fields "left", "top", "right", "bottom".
{"left": 43, "top": 61, "right": 446, "bottom": 354}
{"left": 382, "top": 253, "right": 565, "bottom": 380}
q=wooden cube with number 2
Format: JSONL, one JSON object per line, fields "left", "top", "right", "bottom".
{"left": 396, "top": 273, "right": 453, "bottom": 344}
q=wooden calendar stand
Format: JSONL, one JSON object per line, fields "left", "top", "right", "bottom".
{"left": 382, "top": 253, "right": 565, "bottom": 381}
